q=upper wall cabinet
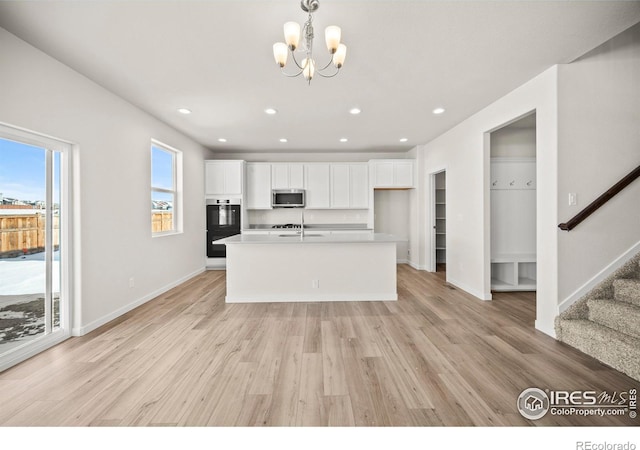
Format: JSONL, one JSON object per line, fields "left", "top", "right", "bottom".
{"left": 304, "top": 163, "right": 331, "bottom": 209}
{"left": 271, "top": 163, "right": 304, "bottom": 190}
{"left": 246, "top": 162, "right": 272, "bottom": 209}
{"left": 330, "top": 163, "right": 369, "bottom": 209}
{"left": 370, "top": 159, "right": 415, "bottom": 188}
{"left": 205, "top": 160, "right": 244, "bottom": 196}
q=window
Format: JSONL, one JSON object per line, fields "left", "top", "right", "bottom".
{"left": 151, "top": 140, "right": 182, "bottom": 235}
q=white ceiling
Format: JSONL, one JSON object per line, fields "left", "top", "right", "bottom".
{"left": 0, "top": 1, "right": 639, "bottom": 153}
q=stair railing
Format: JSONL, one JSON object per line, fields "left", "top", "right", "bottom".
{"left": 558, "top": 164, "right": 640, "bottom": 231}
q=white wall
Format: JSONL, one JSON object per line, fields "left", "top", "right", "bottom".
{"left": 0, "top": 27, "right": 212, "bottom": 334}
{"left": 416, "top": 67, "right": 559, "bottom": 336}
{"left": 557, "top": 23, "right": 640, "bottom": 302}
{"left": 490, "top": 125, "right": 536, "bottom": 158}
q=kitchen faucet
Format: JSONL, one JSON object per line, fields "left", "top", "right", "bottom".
{"left": 300, "top": 210, "right": 305, "bottom": 238}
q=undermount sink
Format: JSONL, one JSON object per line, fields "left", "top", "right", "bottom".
{"left": 277, "top": 234, "right": 324, "bottom": 238}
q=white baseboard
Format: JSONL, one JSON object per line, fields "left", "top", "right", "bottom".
{"left": 447, "top": 276, "right": 492, "bottom": 301}
{"left": 226, "top": 293, "right": 398, "bottom": 303}
{"left": 407, "top": 260, "right": 427, "bottom": 271}
{"left": 72, "top": 266, "right": 206, "bottom": 336}
{"left": 558, "top": 239, "right": 640, "bottom": 313}
{"left": 535, "top": 318, "right": 557, "bottom": 339}
{"left": 206, "top": 257, "right": 226, "bottom": 270}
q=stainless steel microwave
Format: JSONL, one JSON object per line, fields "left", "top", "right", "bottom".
{"left": 272, "top": 189, "right": 305, "bottom": 208}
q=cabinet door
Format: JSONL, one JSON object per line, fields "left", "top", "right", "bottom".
{"left": 246, "top": 163, "right": 271, "bottom": 209}
{"left": 224, "top": 161, "right": 243, "bottom": 195}
{"left": 205, "top": 162, "right": 225, "bottom": 195}
{"left": 373, "top": 161, "right": 394, "bottom": 187}
{"left": 304, "top": 164, "right": 331, "bottom": 209}
{"left": 330, "top": 164, "right": 351, "bottom": 208}
{"left": 271, "top": 164, "right": 289, "bottom": 189}
{"left": 289, "top": 164, "right": 305, "bottom": 189}
{"left": 350, "top": 164, "right": 369, "bottom": 208}
{"left": 394, "top": 161, "right": 414, "bottom": 187}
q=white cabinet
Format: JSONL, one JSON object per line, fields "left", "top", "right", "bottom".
{"left": 304, "top": 163, "right": 331, "bottom": 209}
{"left": 205, "top": 160, "right": 244, "bottom": 196}
{"left": 371, "top": 160, "right": 415, "bottom": 188}
{"left": 245, "top": 163, "right": 272, "bottom": 209}
{"left": 330, "top": 163, "right": 369, "bottom": 209}
{"left": 349, "top": 164, "right": 369, "bottom": 208}
{"left": 271, "top": 163, "right": 304, "bottom": 189}
{"left": 331, "top": 164, "right": 350, "bottom": 208}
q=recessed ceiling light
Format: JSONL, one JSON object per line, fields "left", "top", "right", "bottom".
{"left": 433, "top": 107, "right": 445, "bottom": 115}
{"left": 218, "top": 138, "right": 227, "bottom": 143}
{"left": 177, "top": 108, "right": 191, "bottom": 114}
{"left": 349, "top": 108, "right": 361, "bottom": 115}
{"left": 340, "top": 138, "right": 348, "bottom": 143}
{"left": 279, "top": 138, "right": 288, "bottom": 143}
{"left": 399, "top": 138, "right": 408, "bottom": 143}
{"left": 265, "top": 108, "right": 278, "bottom": 115}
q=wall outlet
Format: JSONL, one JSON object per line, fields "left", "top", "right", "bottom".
{"left": 312, "top": 279, "right": 319, "bottom": 289}
{"left": 129, "top": 277, "right": 135, "bottom": 288}
{"left": 568, "top": 193, "right": 577, "bottom": 206}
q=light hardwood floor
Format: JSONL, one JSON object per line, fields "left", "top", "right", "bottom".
{"left": 0, "top": 265, "right": 637, "bottom": 426}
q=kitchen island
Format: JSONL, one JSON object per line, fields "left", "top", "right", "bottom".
{"left": 219, "top": 233, "right": 399, "bottom": 303}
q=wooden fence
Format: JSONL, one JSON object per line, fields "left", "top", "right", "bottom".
{"left": 0, "top": 211, "right": 173, "bottom": 257}
{"left": 152, "top": 211, "right": 173, "bottom": 233}
{"left": 0, "top": 213, "right": 59, "bottom": 257}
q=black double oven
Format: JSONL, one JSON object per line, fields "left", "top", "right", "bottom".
{"left": 206, "top": 199, "right": 241, "bottom": 258}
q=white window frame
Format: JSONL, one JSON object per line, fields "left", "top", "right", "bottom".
{"left": 0, "top": 121, "right": 74, "bottom": 372}
{"left": 151, "top": 139, "right": 183, "bottom": 236}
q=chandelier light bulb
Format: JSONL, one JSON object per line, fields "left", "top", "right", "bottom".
{"left": 273, "top": 43, "right": 288, "bottom": 67}
{"left": 333, "top": 43, "right": 347, "bottom": 68}
{"left": 325, "top": 26, "right": 341, "bottom": 53}
{"left": 302, "top": 58, "right": 315, "bottom": 81}
{"left": 284, "top": 22, "right": 301, "bottom": 50}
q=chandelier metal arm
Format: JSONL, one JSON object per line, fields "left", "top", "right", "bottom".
{"left": 280, "top": 67, "right": 305, "bottom": 77}
{"left": 317, "top": 54, "right": 334, "bottom": 72}
{"left": 315, "top": 67, "right": 340, "bottom": 78}
{"left": 289, "top": 51, "right": 306, "bottom": 71}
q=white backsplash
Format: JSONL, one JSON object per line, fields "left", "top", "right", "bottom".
{"left": 248, "top": 209, "right": 368, "bottom": 225}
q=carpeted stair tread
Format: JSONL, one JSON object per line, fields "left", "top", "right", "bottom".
{"left": 613, "top": 278, "right": 640, "bottom": 306}
{"left": 587, "top": 298, "right": 640, "bottom": 339}
{"left": 558, "top": 319, "right": 640, "bottom": 381}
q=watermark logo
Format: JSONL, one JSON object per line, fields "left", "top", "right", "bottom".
{"left": 517, "top": 387, "right": 637, "bottom": 420}
{"left": 517, "top": 387, "right": 550, "bottom": 420}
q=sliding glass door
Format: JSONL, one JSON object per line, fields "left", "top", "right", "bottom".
{"left": 0, "top": 124, "right": 71, "bottom": 371}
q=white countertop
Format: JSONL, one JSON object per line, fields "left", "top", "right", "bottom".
{"left": 218, "top": 233, "right": 403, "bottom": 245}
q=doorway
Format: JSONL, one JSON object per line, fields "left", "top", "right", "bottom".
{"left": 429, "top": 170, "right": 446, "bottom": 272}
{"left": 0, "top": 123, "right": 72, "bottom": 372}
{"left": 489, "top": 113, "right": 537, "bottom": 294}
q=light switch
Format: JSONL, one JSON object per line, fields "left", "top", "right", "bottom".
{"left": 568, "top": 193, "right": 577, "bottom": 206}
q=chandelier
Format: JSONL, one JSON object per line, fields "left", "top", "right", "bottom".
{"left": 272, "top": 0, "right": 347, "bottom": 84}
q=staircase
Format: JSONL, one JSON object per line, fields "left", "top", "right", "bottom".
{"left": 555, "top": 253, "right": 640, "bottom": 381}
